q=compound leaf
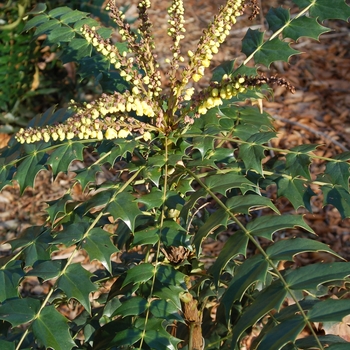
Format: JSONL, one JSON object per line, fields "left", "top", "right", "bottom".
{"left": 32, "top": 305, "right": 75, "bottom": 350}
{"left": 57, "top": 263, "right": 97, "bottom": 313}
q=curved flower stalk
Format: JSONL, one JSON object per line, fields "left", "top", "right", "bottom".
{"left": 15, "top": 0, "right": 265, "bottom": 145}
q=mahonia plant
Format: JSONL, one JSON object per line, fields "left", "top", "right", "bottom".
{"left": 1, "top": 0, "right": 350, "bottom": 349}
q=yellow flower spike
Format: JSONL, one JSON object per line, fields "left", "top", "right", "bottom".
{"left": 67, "top": 132, "right": 75, "bottom": 140}
{"left": 126, "top": 102, "right": 132, "bottom": 112}
{"left": 91, "top": 130, "right": 97, "bottom": 138}
{"left": 52, "top": 132, "right": 59, "bottom": 141}
{"left": 238, "top": 77, "right": 245, "bottom": 84}
{"left": 59, "top": 133, "right": 66, "bottom": 141}
{"left": 239, "top": 87, "right": 246, "bottom": 93}
{"left": 100, "top": 107, "right": 108, "bottom": 116}
{"left": 235, "top": 82, "right": 240, "bottom": 89}
{"left": 188, "top": 50, "right": 194, "bottom": 58}
{"left": 97, "top": 130, "right": 103, "bottom": 140}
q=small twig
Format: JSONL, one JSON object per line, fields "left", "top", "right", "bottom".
{"left": 272, "top": 115, "right": 349, "bottom": 152}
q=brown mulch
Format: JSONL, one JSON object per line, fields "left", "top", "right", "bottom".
{"left": 1, "top": 1, "right": 350, "bottom": 260}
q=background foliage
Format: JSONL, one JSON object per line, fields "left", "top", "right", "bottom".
{"left": 0, "top": 0, "right": 350, "bottom": 349}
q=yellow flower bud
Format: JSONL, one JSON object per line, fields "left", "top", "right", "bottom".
{"left": 143, "top": 131, "right": 152, "bottom": 142}
{"left": 105, "top": 128, "right": 119, "bottom": 140}
{"left": 118, "top": 129, "right": 130, "bottom": 138}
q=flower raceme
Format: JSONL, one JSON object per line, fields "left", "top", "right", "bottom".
{"left": 15, "top": 0, "right": 268, "bottom": 145}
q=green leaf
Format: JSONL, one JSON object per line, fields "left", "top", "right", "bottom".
{"left": 47, "top": 26, "right": 75, "bottom": 43}
{"left": 46, "top": 194, "right": 73, "bottom": 223}
{"left": 294, "top": 335, "right": 349, "bottom": 349}
{"left": 27, "top": 3, "right": 47, "bottom": 15}
{"left": 0, "top": 340, "right": 15, "bottom": 350}
{"left": 266, "top": 237, "right": 343, "bottom": 261}
{"left": 266, "top": 7, "right": 290, "bottom": 33}
{"left": 286, "top": 144, "right": 317, "bottom": 180}
{"left": 193, "top": 135, "right": 214, "bottom": 158}
{"left": 136, "top": 188, "right": 164, "bottom": 210}
{"left": 156, "top": 265, "right": 186, "bottom": 287}
{"left": 193, "top": 209, "right": 229, "bottom": 255}
{"left": 153, "top": 281, "right": 185, "bottom": 310}
{"left": 266, "top": 8, "right": 330, "bottom": 41}
{"left": 231, "top": 281, "right": 287, "bottom": 346}
{"left": 293, "top": 0, "right": 350, "bottom": 21}
{"left": 0, "top": 261, "right": 24, "bottom": 302}
{"left": 285, "top": 262, "right": 350, "bottom": 290}
{"left": 0, "top": 159, "right": 15, "bottom": 190}
{"left": 276, "top": 176, "right": 315, "bottom": 211}
{"left": 51, "top": 222, "right": 87, "bottom": 246}
{"left": 32, "top": 305, "right": 75, "bottom": 350}
{"left": 205, "top": 172, "right": 256, "bottom": 195}
{"left": 144, "top": 326, "right": 181, "bottom": 350}
{"left": 226, "top": 194, "right": 280, "bottom": 215}
{"left": 22, "top": 14, "right": 49, "bottom": 32}
{"left": 57, "top": 263, "right": 97, "bottom": 313}
{"left": 209, "top": 230, "right": 249, "bottom": 287}
{"left": 308, "top": 299, "right": 350, "bottom": 322}
{"left": 74, "top": 165, "right": 102, "bottom": 191}
{"left": 238, "top": 132, "right": 276, "bottom": 174}
{"left": 48, "top": 7, "right": 73, "bottom": 18}
{"left": 257, "top": 315, "right": 306, "bottom": 350}
{"left": 107, "top": 192, "right": 142, "bottom": 232}
{"left": 10, "top": 227, "right": 53, "bottom": 267}
{"left": 133, "top": 227, "right": 160, "bottom": 246}
{"left": 48, "top": 141, "right": 85, "bottom": 175}
{"left": 34, "top": 19, "right": 60, "bottom": 37}
{"left": 284, "top": 16, "right": 330, "bottom": 41}
{"left": 322, "top": 184, "right": 350, "bottom": 219}
{"left": 122, "top": 263, "right": 155, "bottom": 287}
{"left": 60, "top": 9, "right": 88, "bottom": 24}
{"left": 14, "top": 147, "right": 47, "bottom": 195}
{"left": 112, "top": 296, "right": 147, "bottom": 317}
{"left": 27, "top": 260, "right": 65, "bottom": 281}
{"left": 82, "top": 228, "right": 118, "bottom": 273}
{"left": 324, "top": 152, "right": 350, "bottom": 192}
{"left": 0, "top": 298, "right": 41, "bottom": 327}
{"left": 93, "top": 321, "right": 142, "bottom": 349}
{"left": 246, "top": 215, "right": 314, "bottom": 240}
{"left": 150, "top": 299, "right": 183, "bottom": 322}
{"left": 159, "top": 220, "right": 190, "bottom": 247}
{"left": 242, "top": 28, "right": 264, "bottom": 57}
{"left": 61, "top": 38, "right": 93, "bottom": 64}
{"left": 221, "top": 255, "right": 268, "bottom": 321}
